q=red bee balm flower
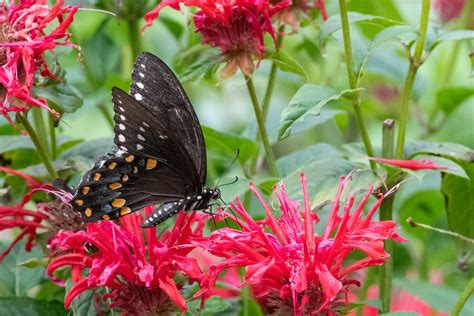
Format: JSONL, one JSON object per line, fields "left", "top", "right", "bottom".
{"left": 434, "top": 0, "right": 466, "bottom": 23}
{"left": 195, "top": 174, "right": 406, "bottom": 315}
{"left": 0, "top": 0, "right": 77, "bottom": 125}
{"left": 48, "top": 208, "right": 206, "bottom": 313}
{"left": 0, "top": 166, "right": 82, "bottom": 260}
{"left": 144, "top": 0, "right": 290, "bottom": 78}
{"left": 273, "top": 0, "right": 327, "bottom": 31}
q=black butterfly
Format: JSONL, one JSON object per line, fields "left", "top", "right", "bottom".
{"left": 56, "top": 52, "right": 220, "bottom": 228}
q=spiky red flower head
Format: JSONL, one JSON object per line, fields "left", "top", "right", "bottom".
{"left": 0, "top": 166, "right": 82, "bottom": 261}
{"left": 0, "top": 0, "right": 77, "bottom": 126}
{"left": 194, "top": 174, "right": 406, "bottom": 315}
{"left": 48, "top": 208, "right": 207, "bottom": 313}
{"left": 144, "top": 0, "right": 290, "bottom": 78}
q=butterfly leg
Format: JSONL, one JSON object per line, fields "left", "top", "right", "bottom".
{"left": 141, "top": 201, "right": 183, "bottom": 228}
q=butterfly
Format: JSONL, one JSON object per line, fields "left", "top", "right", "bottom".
{"left": 55, "top": 52, "right": 220, "bottom": 228}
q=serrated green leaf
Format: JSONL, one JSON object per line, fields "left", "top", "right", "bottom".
{"left": 371, "top": 25, "right": 419, "bottom": 48}
{"left": 320, "top": 12, "right": 402, "bottom": 46}
{"left": 186, "top": 296, "right": 232, "bottom": 316}
{"left": 58, "top": 138, "right": 113, "bottom": 165}
{"left": 203, "top": 126, "right": 257, "bottom": 167}
{"left": 66, "top": 280, "right": 96, "bottom": 316}
{"left": 405, "top": 141, "right": 474, "bottom": 162}
{"left": 0, "top": 297, "right": 67, "bottom": 316}
{"left": 442, "top": 162, "right": 474, "bottom": 243}
{"left": 276, "top": 143, "right": 344, "bottom": 177}
{"left": 32, "top": 82, "right": 83, "bottom": 114}
{"left": 271, "top": 49, "right": 307, "bottom": 77}
{"left": 436, "top": 86, "right": 474, "bottom": 114}
{"left": 278, "top": 84, "right": 358, "bottom": 140}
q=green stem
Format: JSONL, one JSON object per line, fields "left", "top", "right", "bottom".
{"left": 126, "top": 19, "right": 142, "bottom": 62}
{"left": 378, "top": 119, "right": 396, "bottom": 313}
{"left": 20, "top": 114, "right": 59, "bottom": 179}
{"left": 245, "top": 76, "right": 277, "bottom": 177}
{"left": 31, "top": 108, "right": 49, "bottom": 154}
{"left": 338, "top": 0, "right": 376, "bottom": 169}
{"left": 249, "top": 28, "right": 284, "bottom": 176}
{"left": 49, "top": 114, "right": 57, "bottom": 160}
{"left": 395, "top": 0, "right": 431, "bottom": 159}
{"left": 452, "top": 278, "right": 474, "bottom": 316}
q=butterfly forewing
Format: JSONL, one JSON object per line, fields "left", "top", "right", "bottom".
{"left": 129, "top": 52, "right": 207, "bottom": 184}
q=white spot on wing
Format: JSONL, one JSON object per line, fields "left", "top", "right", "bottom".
{"left": 137, "top": 82, "right": 144, "bottom": 89}
{"left": 118, "top": 134, "right": 126, "bottom": 142}
{"left": 119, "top": 106, "right": 125, "bottom": 112}
{"left": 134, "top": 93, "right": 143, "bottom": 101}
{"left": 119, "top": 146, "right": 128, "bottom": 151}
{"left": 141, "top": 63, "right": 146, "bottom": 69}
{"left": 139, "top": 127, "right": 145, "bottom": 132}
{"left": 143, "top": 122, "right": 150, "bottom": 127}
{"left": 118, "top": 124, "right": 126, "bottom": 130}
{"left": 120, "top": 115, "right": 126, "bottom": 121}
{"left": 138, "top": 134, "right": 145, "bottom": 141}
{"left": 139, "top": 72, "right": 144, "bottom": 78}
{"left": 137, "top": 144, "right": 144, "bottom": 150}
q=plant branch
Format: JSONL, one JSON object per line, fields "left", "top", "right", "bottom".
{"left": 407, "top": 217, "right": 474, "bottom": 243}
{"left": 126, "top": 19, "right": 142, "bottom": 63}
{"left": 49, "top": 114, "right": 57, "bottom": 160}
{"left": 19, "top": 113, "right": 59, "bottom": 179}
{"left": 338, "top": 0, "right": 376, "bottom": 169}
{"left": 395, "top": 0, "right": 431, "bottom": 158}
{"left": 245, "top": 76, "right": 277, "bottom": 177}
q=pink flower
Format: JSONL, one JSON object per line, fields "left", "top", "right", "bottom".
{"left": 144, "top": 0, "right": 290, "bottom": 78}
{"left": 273, "top": 0, "right": 327, "bottom": 31}
{"left": 48, "top": 208, "right": 207, "bottom": 313}
{"left": 434, "top": 0, "right": 466, "bottom": 23}
{"left": 0, "top": 166, "right": 82, "bottom": 260}
{"left": 368, "top": 157, "right": 448, "bottom": 171}
{"left": 194, "top": 174, "right": 406, "bottom": 315}
{"left": 0, "top": 0, "right": 78, "bottom": 126}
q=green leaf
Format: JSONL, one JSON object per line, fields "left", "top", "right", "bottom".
{"left": 257, "top": 177, "right": 279, "bottom": 195}
{"left": 405, "top": 141, "right": 474, "bottom": 162}
{"left": 58, "top": 138, "right": 113, "bottom": 168}
{"left": 276, "top": 143, "right": 344, "bottom": 177}
{"left": 270, "top": 49, "right": 307, "bottom": 77}
{"left": 394, "top": 278, "right": 474, "bottom": 315}
{"left": 371, "top": 25, "right": 419, "bottom": 48}
{"left": 320, "top": 12, "right": 402, "bottom": 46}
{"left": 436, "top": 86, "right": 474, "bottom": 114}
{"left": 428, "top": 29, "right": 474, "bottom": 51}
{"left": 0, "top": 240, "right": 44, "bottom": 296}
{"left": 442, "top": 162, "right": 474, "bottom": 242}
{"left": 186, "top": 296, "right": 232, "bottom": 316}
{"left": 83, "top": 19, "right": 121, "bottom": 85}
{"left": 179, "top": 54, "right": 223, "bottom": 83}
{"left": 32, "top": 82, "right": 83, "bottom": 114}
{"left": 66, "top": 280, "right": 96, "bottom": 316}
{"left": 278, "top": 84, "right": 358, "bottom": 140}
{"left": 0, "top": 135, "right": 80, "bottom": 155}
{"left": 203, "top": 126, "right": 258, "bottom": 166}
{"left": 0, "top": 297, "right": 67, "bottom": 316}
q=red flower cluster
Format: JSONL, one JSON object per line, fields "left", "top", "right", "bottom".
{"left": 48, "top": 208, "right": 207, "bottom": 313}
{"left": 144, "top": 0, "right": 291, "bottom": 78}
{"left": 194, "top": 174, "right": 406, "bottom": 315}
{"left": 0, "top": 0, "right": 77, "bottom": 125}
{"left": 0, "top": 166, "right": 81, "bottom": 260}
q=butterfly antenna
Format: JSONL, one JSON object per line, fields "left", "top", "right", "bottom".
{"left": 218, "top": 197, "right": 244, "bottom": 231}
{"left": 217, "top": 176, "right": 239, "bottom": 188}
{"left": 215, "top": 149, "right": 240, "bottom": 187}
